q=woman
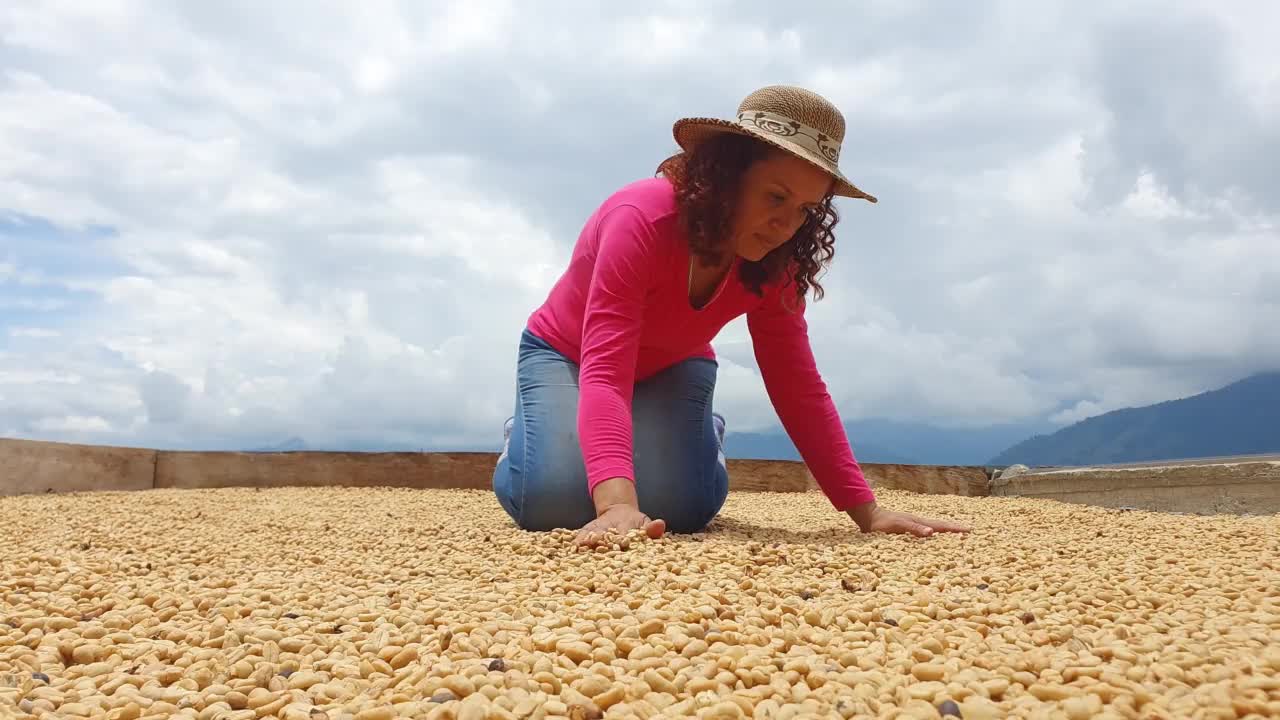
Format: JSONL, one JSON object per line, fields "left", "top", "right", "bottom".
{"left": 493, "top": 85, "right": 970, "bottom": 546}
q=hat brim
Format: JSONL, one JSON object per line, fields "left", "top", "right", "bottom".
{"left": 672, "top": 117, "right": 878, "bottom": 203}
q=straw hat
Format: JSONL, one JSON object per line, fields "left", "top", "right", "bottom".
{"left": 672, "top": 85, "right": 877, "bottom": 203}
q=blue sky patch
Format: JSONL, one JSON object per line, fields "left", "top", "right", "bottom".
{"left": 0, "top": 212, "right": 127, "bottom": 343}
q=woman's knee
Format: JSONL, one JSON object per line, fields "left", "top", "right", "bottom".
{"left": 493, "top": 333, "right": 597, "bottom": 531}
{"left": 637, "top": 459, "right": 728, "bottom": 534}
{"left": 494, "top": 420, "right": 594, "bottom": 532}
{"left": 517, "top": 472, "right": 594, "bottom": 532}
{"left": 657, "top": 501, "right": 724, "bottom": 534}
{"left": 632, "top": 358, "right": 720, "bottom": 467}
{"left": 628, "top": 358, "right": 726, "bottom": 532}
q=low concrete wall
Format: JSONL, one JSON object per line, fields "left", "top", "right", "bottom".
{"left": 688, "top": 459, "right": 990, "bottom": 495}
{"left": 154, "top": 451, "right": 829, "bottom": 493}
{"left": 0, "top": 438, "right": 155, "bottom": 496}
{"left": 724, "top": 458, "right": 815, "bottom": 493}
{"left": 3, "top": 437, "right": 1278, "bottom": 516}
{"left": 991, "top": 459, "right": 1280, "bottom": 514}
{"left": 863, "top": 463, "right": 991, "bottom": 496}
{"left": 1, "top": 437, "right": 982, "bottom": 498}
{"left": 154, "top": 450, "right": 502, "bottom": 491}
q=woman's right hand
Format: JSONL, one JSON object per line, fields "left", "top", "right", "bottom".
{"left": 577, "top": 476, "right": 666, "bottom": 546}
{"left": 575, "top": 504, "right": 666, "bottom": 546}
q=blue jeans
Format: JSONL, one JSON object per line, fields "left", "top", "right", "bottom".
{"left": 493, "top": 329, "right": 729, "bottom": 533}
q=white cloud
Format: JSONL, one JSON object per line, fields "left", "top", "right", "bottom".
{"left": 1122, "top": 172, "right": 1207, "bottom": 221}
{"left": 8, "top": 327, "right": 58, "bottom": 338}
{"left": 33, "top": 415, "right": 112, "bottom": 433}
{"left": 0, "top": 0, "right": 1277, "bottom": 454}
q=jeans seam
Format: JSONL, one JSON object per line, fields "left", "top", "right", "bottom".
{"left": 693, "top": 367, "right": 719, "bottom": 531}
{"left": 516, "top": 390, "right": 529, "bottom": 528}
{"left": 513, "top": 328, "right": 575, "bottom": 531}
{"left": 513, "top": 336, "right": 538, "bottom": 529}
{"left": 699, "top": 395, "right": 709, "bottom": 530}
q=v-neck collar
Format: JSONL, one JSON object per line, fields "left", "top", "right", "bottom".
{"left": 687, "top": 252, "right": 738, "bottom": 312}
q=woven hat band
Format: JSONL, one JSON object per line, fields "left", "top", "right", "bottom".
{"left": 736, "top": 109, "right": 842, "bottom": 165}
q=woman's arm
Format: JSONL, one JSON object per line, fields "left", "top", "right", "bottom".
{"left": 572, "top": 203, "right": 671, "bottom": 544}
{"left": 745, "top": 286, "right": 877, "bottom": 511}
{"left": 746, "top": 283, "right": 971, "bottom": 537}
{"left": 576, "top": 204, "right": 654, "bottom": 500}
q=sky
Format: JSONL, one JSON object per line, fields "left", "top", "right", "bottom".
{"left": 1, "top": 1, "right": 1278, "bottom": 452}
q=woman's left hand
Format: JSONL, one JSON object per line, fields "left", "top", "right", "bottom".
{"left": 847, "top": 502, "right": 971, "bottom": 537}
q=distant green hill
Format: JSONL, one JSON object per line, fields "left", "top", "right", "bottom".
{"left": 723, "top": 417, "right": 1052, "bottom": 466}
{"left": 989, "top": 371, "right": 1280, "bottom": 466}
{"left": 724, "top": 430, "right": 915, "bottom": 465}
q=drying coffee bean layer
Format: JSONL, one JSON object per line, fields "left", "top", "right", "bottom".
{"left": 1, "top": 486, "right": 1278, "bottom": 719}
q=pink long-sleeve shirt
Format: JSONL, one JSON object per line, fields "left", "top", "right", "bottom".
{"left": 525, "top": 176, "right": 876, "bottom": 511}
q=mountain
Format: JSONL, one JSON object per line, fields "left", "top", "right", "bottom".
{"left": 246, "top": 436, "right": 309, "bottom": 452}
{"left": 236, "top": 371, "right": 1280, "bottom": 468}
{"left": 724, "top": 417, "right": 1053, "bottom": 466}
{"left": 989, "top": 371, "right": 1280, "bottom": 467}
{"left": 241, "top": 420, "right": 1040, "bottom": 466}
{"left": 240, "top": 435, "right": 424, "bottom": 450}
{"left": 844, "top": 418, "right": 1056, "bottom": 466}
{"left": 724, "top": 430, "right": 915, "bottom": 465}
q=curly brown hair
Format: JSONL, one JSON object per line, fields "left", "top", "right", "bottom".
{"left": 656, "top": 131, "right": 841, "bottom": 304}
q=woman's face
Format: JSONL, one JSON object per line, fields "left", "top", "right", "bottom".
{"left": 729, "top": 149, "right": 833, "bottom": 262}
